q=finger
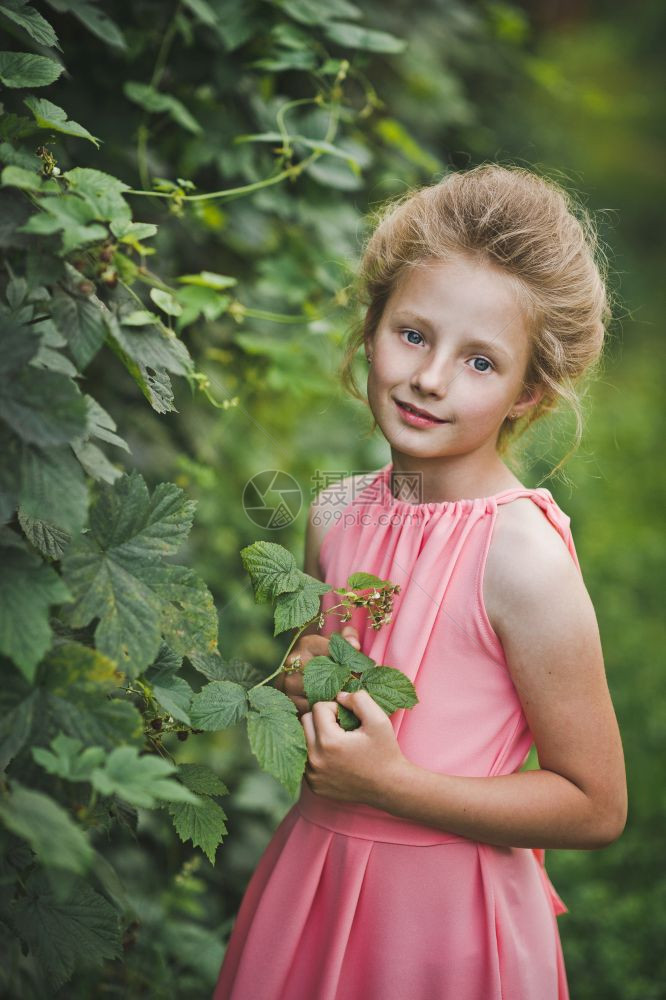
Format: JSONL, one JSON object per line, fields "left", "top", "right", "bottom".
{"left": 300, "top": 710, "right": 315, "bottom": 750}
{"left": 283, "top": 672, "right": 305, "bottom": 697}
{"left": 336, "top": 689, "right": 385, "bottom": 726}
{"left": 311, "top": 699, "right": 342, "bottom": 739}
{"left": 341, "top": 624, "right": 361, "bottom": 650}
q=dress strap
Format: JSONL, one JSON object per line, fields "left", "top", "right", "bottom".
{"left": 493, "top": 488, "right": 581, "bottom": 576}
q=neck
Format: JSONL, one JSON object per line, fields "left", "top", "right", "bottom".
{"left": 389, "top": 451, "right": 522, "bottom": 504}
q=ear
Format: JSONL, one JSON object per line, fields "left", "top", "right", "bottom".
{"left": 510, "top": 383, "right": 545, "bottom": 419}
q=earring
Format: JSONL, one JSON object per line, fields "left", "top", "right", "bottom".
{"left": 366, "top": 354, "right": 373, "bottom": 364}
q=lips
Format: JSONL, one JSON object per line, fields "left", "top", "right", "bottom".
{"left": 394, "top": 398, "right": 445, "bottom": 423}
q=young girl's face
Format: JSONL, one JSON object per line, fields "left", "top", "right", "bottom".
{"left": 365, "top": 255, "right": 541, "bottom": 466}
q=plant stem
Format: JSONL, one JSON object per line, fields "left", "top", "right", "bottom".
{"left": 249, "top": 601, "right": 350, "bottom": 690}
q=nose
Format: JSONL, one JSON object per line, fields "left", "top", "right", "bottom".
{"left": 410, "top": 349, "right": 452, "bottom": 398}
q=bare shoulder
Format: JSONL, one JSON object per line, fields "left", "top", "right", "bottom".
{"left": 484, "top": 497, "right": 591, "bottom": 639}
{"left": 305, "top": 471, "right": 367, "bottom": 579}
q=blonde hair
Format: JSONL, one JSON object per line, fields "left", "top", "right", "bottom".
{"left": 339, "top": 163, "right": 612, "bottom": 476}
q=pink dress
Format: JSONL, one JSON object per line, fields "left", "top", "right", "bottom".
{"left": 214, "top": 461, "right": 575, "bottom": 1000}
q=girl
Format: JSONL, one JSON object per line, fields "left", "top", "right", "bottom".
{"left": 213, "top": 164, "right": 627, "bottom": 1000}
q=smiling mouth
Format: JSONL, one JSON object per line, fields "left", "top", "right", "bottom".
{"left": 394, "top": 399, "right": 446, "bottom": 423}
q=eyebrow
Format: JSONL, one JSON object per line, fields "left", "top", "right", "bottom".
{"left": 392, "top": 312, "right": 512, "bottom": 361}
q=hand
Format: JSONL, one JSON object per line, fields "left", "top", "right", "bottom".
{"left": 273, "top": 625, "right": 361, "bottom": 717}
{"left": 300, "top": 689, "right": 407, "bottom": 807}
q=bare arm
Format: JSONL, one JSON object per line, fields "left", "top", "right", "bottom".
{"left": 366, "top": 506, "right": 628, "bottom": 850}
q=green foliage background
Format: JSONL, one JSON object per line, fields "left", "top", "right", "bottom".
{"left": 0, "top": 0, "right": 663, "bottom": 996}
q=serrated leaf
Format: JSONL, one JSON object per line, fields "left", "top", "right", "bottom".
{"left": 303, "top": 655, "right": 350, "bottom": 704}
{"left": 0, "top": 782, "right": 93, "bottom": 872}
{"left": 82, "top": 396, "right": 129, "bottom": 452}
{"left": 71, "top": 440, "right": 121, "bottom": 484}
{"left": 247, "top": 684, "right": 297, "bottom": 716}
{"left": 168, "top": 794, "right": 227, "bottom": 864}
{"left": 107, "top": 310, "right": 193, "bottom": 376}
{"left": 47, "top": 692, "right": 144, "bottom": 751}
{"left": 246, "top": 710, "right": 306, "bottom": 797}
{"left": 0, "top": 0, "right": 59, "bottom": 48}
{"left": 151, "top": 670, "right": 193, "bottom": 725}
{"left": 274, "top": 573, "right": 331, "bottom": 634}
{"left": 0, "top": 316, "right": 41, "bottom": 375}
{"left": 240, "top": 540, "right": 302, "bottom": 603}
{"left": 50, "top": 289, "right": 108, "bottom": 370}
{"left": 0, "top": 366, "right": 88, "bottom": 446}
{"left": 23, "top": 96, "right": 100, "bottom": 146}
{"left": 0, "top": 533, "right": 71, "bottom": 680}
{"left": 63, "top": 167, "right": 130, "bottom": 221}
{"left": 18, "top": 509, "right": 71, "bottom": 558}
{"left": 61, "top": 472, "right": 216, "bottom": 676}
{"left": 188, "top": 651, "right": 263, "bottom": 688}
{"left": 32, "top": 731, "right": 105, "bottom": 780}
{"left": 124, "top": 81, "right": 202, "bottom": 134}
{"left": 362, "top": 666, "right": 419, "bottom": 714}
{"left": 0, "top": 50, "right": 62, "bottom": 87}
{"left": 20, "top": 443, "right": 88, "bottom": 535}
{"left": 189, "top": 680, "right": 247, "bottom": 730}
{"left": 12, "top": 870, "right": 121, "bottom": 990}
{"left": 328, "top": 631, "right": 375, "bottom": 672}
{"left": 273, "top": 0, "right": 361, "bottom": 24}
{"left": 91, "top": 746, "right": 199, "bottom": 808}
{"left": 177, "top": 763, "right": 229, "bottom": 797}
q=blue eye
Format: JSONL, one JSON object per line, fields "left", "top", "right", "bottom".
{"left": 470, "top": 357, "right": 493, "bottom": 373}
{"left": 402, "top": 329, "right": 423, "bottom": 345}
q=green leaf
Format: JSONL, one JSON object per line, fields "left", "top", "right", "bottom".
{"left": 177, "top": 762, "right": 229, "bottom": 797}
{"left": 0, "top": 689, "right": 37, "bottom": 770}
{"left": 336, "top": 703, "right": 360, "bottom": 731}
{"left": 177, "top": 271, "right": 237, "bottom": 290}
{"left": 346, "top": 571, "right": 390, "bottom": 590}
{"left": 124, "top": 81, "right": 202, "bottom": 134}
{"left": 0, "top": 50, "right": 63, "bottom": 87}
{"left": 0, "top": 316, "right": 41, "bottom": 375}
{"left": 12, "top": 870, "right": 121, "bottom": 990}
{"left": 240, "top": 540, "right": 303, "bottom": 603}
{"left": 32, "top": 732, "right": 105, "bottom": 781}
{"left": 50, "top": 288, "right": 109, "bottom": 369}
{"left": 328, "top": 631, "right": 374, "bottom": 672}
{"left": 247, "top": 683, "right": 298, "bottom": 715}
{"left": 0, "top": 163, "right": 48, "bottom": 191}
{"left": 0, "top": 532, "right": 71, "bottom": 681}
{"left": 181, "top": 0, "right": 217, "bottom": 26}
{"left": 150, "top": 286, "right": 182, "bottom": 317}
{"left": 43, "top": 0, "right": 126, "bottom": 49}
{"left": 188, "top": 651, "right": 263, "bottom": 687}
{"left": 174, "top": 285, "right": 231, "bottom": 327}
{"left": 246, "top": 709, "right": 306, "bottom": 797}
{"left": 23, "top": 96, "right": 100, "bottom": 146}
{"left": 273, "top": 0, "right": 361, "bottom": 24}
{"left": 61, "top": 472, "right": 216, "bottom": 676}
{"left": 168, "top": 795, "right": 228, "bottom": 864}
{"left": 0, "top": 367, "right": 88, "bottom": 446}
{"left": 0, "top": 782, "right": 93, "bottom": 872}
{"left": 189, "top": 680, "right": 248, "bottom": 730}
{"left": 91, "top": 746, "right": 200, "bottom": 808}
{"left": 63, "top": 167, "right": 130, "bottom": 222}
{"left": 20, "top": 444, "right": 88, "bottom": 535}
{"left": 71, "top": 440, "right": 121, "bottom": 484}
{"left": 18, "top": 510, "right": 71, "bottom": 558}
{"left": 107, "top": 311, "right": 193, "bottom": 376}
{"left": 362, "top": 665, "right": 419, "bottom": 714}
{"left": 323, "top": 22, "right": 407, "bottom": 53}
{"left": 303, "top": 655, "right": 350, "bottom": 704}
{"left": 150, "top": 669, "right": 193, "bottom": 725}
{"left": 83, "top": 396, "right": 129, "bottom": 453}
{"left": 274, "top": 573, "right": 332, "bottom": 634}
{"left": 0, "top": 0, "right": 59, "bottom": 48}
